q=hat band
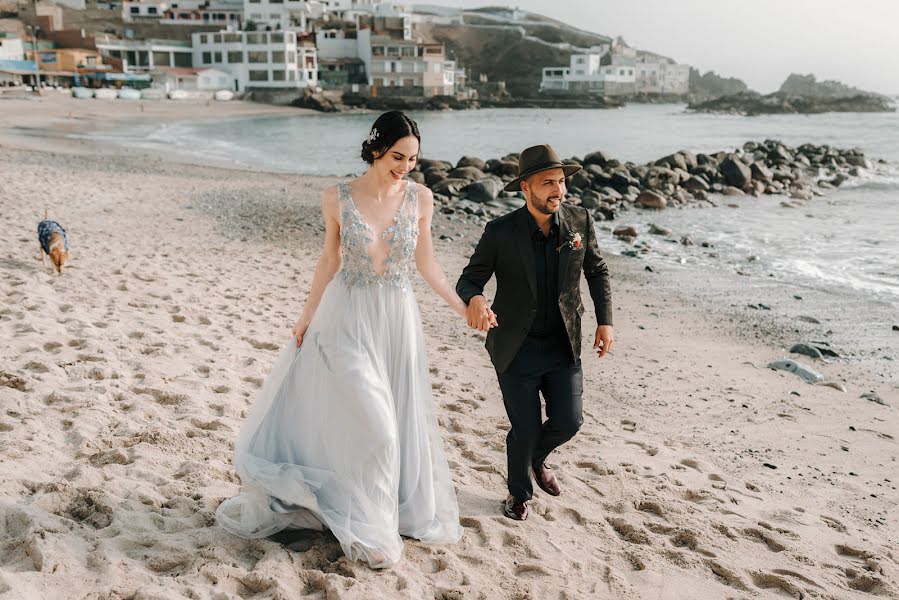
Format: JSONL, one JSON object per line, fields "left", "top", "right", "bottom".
{"left": 517, "top": 160, "right": 567, "bottom": 179}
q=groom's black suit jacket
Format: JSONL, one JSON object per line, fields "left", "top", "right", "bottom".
{"left": 456, "top": 203, "right": 613, "bottom": 373}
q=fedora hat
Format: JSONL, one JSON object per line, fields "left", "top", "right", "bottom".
{"left": 503, "top": 144, "right": 582, "bottom": 192}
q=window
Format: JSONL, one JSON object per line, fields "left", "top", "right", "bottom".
{"left": 130, "top": 6, "right": 139, "bottom": 13}
{"left": 228, "top": 50, "right": 243, "bottom": 63}
{"left": 401, "top": 46, "right": 415, "bottom": 57}
{"left": 272, "top": 69, "right": 285, "bottom": 80}
{"left": 202, "top": 51, "right": 212, "bottom": 64}
{"left": 247, "top": 33, "right": 265, "bottom": 44}
{"left": 224, "top": 33, "right": 241, "bottom": 43}
{"left": 248, "top": 0, "right": 259, "bottom": 3}
{"left": 249, "top": 69, "right": 268, "bottom": 81}
{"left": 174, "top": 52, "right": 191, "bottom": 67}
{"left": 271, "top": 50, "right": 284, "bottom": 63}
{"left": 387, "top": 46, "right": 399, "bottom": 57}
{"left": 286, "top": 32, "right": 295, "bottom": 43}
{"left": 248, "top": 51, "right": 268, "bottom": 63}
{"left": 214, "top": 51, "right": 222, "bottom": 63}
{"left": 287, "top": 50, "right": 295, "bottom": 63}
{"left": 404, "top": 78, "right": 413, "bottom": 87}
{"left": 372, "top": 46, "right": 384, "bottom": 56}
{"left": 270, "top": 33, "right": 284, "bottom": 43}
{"left": 213, "top": 34, "right": 222, "bottom": 43}
{"left": 373, "top": 77, "right": 383, "bottom": 86}
{"left": 199, "top": 34, "right": 208, "bottom": 44}
{"left": 288, "top": 70, "right": 295, "bottom": 80}
{"left": 147, "top": 6, "right": 157, "bottom": 13}
{"left": 152, "top": 51, "right": 171, "bottom": 66}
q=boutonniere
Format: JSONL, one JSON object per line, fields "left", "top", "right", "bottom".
{"left": 557, "top": 232, "right": 582, "bottom": 252}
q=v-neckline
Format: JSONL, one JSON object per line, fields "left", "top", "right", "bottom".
{"left": 345, "top": 180, "right": 410, "bottom": 239}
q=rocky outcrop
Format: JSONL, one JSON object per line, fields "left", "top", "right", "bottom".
{"left": 419, "top": 140, "right": 877, "bottom": 227}
{"left": 688, "top": 91, "right": 895, "bottom": 116}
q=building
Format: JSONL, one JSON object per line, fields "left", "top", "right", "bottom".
{"left": 122, "top": 0, "right": 243, "bottom": 26}
{"left": 318, "top": 56, "right": 365, "bottom": 87}
{"left": 191, "top": 29, "right": 318, "bottom": 91}
{"left": 152, "top": 66, "right": 233, "bottom": 90}
{"left": 242, "top": 0, "right": 320, "bottom": 32}
{"left": 0, "top": 34, "right": 24, "bottom": 62}
{"left": 540, "top": 49, "right": 635, "bottom": 96}
{"left": 96, "top": 37, "right": 194, "bottom": 72}
{"left": 363, "top": 33, "right": 450, "bottom": 96}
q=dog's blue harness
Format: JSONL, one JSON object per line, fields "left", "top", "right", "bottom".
{"left": 38, "top": 220, "right": 68, "bottom": 254}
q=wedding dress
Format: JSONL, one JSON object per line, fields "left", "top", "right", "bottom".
{"left": 216, "top": 181, "right": 463, "bottom": 568}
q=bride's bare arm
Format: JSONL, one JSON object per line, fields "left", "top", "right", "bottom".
{"left": 293, "top": 187, "right": 342, "bottom": 345}
{"left": 414, "top": 185, "right": 467, "bottom": 318}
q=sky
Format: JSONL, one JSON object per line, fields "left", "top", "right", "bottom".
{"left": 415, "top": 0, "right": 899, "bottom": 95}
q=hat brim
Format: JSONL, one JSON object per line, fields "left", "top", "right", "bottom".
{"left": 503, "top": 163, "right": 582, "bottom": 192}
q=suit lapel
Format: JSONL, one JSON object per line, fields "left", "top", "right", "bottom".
{"left": 514, "top": 207, "right": 537, "bottom": 299}
{"left": 557, "top": 207, "right": 572, "bottom": 292}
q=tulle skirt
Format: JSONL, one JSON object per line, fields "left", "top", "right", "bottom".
{"left": 215, "top": 278, "right": 463, "bottom": 568}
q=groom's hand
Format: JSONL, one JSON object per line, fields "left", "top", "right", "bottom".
{"left": 466, "top": 295, "right": 498, "bottom": 332}
{"left": 594, "top": 325, "right": 614, "bottom": 358}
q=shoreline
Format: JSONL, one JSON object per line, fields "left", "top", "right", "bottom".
{"left": 1, "top": 106, "right": 897, "bottom": 597}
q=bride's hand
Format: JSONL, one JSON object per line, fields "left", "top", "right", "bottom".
{"left": 292, "top": 319, "right": 309, "bottom": 347}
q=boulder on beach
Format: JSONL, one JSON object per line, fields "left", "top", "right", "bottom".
{"left": 456, "top": 156, "right": 487, "bottom": 171}
{"left": 720, "top": 156, "right": 752, "bottom": 190}
{"left": 583, "top": 150, "right": 612, "bottom": 167}
{"left": 613, "top": 225, "right": 638, "bottom": 239}
{"left": 431, "top": 178, "right": 471, "bottom": 196}
{"left": 448, "top": 166, "right": 488, "bottom": 181}
{"left": 460, "top": 179, "right": 502, "bottom": 204}
{"left": 636, "top": 190, "right": 667, "bottom": 209}
{"left": 648, "top": 223, "right": 672, "bottom": 236}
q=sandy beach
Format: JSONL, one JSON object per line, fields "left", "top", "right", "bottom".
{"left": 1, "top": 96, "right": 897, "bottom": 599}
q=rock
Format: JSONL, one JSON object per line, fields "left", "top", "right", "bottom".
{"left": 583, "top": 150, "right": 613, "bottom": 167}
{"left": 720, "top": 157, "right": 752, "bottom": 190}
{"left": 599, "top": 186, "right": 623, "bottom": 201}
{"left": 636, "top": 190, "right": 667, "bottom": 209}
{"left": 680, "top": 234, "right": 695, "bottom": 246}
{"left": 845, "top": 155, "right": 872, "bottom": 169}
{"left": 750, "top": 162, "right": 774, "bottom": 183}
{"left": 580, "top": 190, "right": 602, "bottom": 209}
{"left": 448, "top": 166, "right": 487, "bottom": 181}
{"left": 798, "top": 315, "right": 821, "bottom": 324}
{"left": 721, "top": 186, "right": 745, "bottom": 196}
{"left": 431, "top": 178, "right": 470, "bottom": 196}
{"left": 893, "top": 325, "right": 899, "bottom": 331}
{"left": 425, "top": 169, "right": 449, "bottom": 186}
{"left": 460, "top": 179, "right": 502, "bottom": 204}
{"left": 456, "top": 156, "right": 486, "bottom": 171}
{"left": 790, "top": 343, "right": 823, "bottom": 359}
{"left": 418, "top": 158, "right": 453, "bottom": 172}
{"left": 611, "top": 171, "right": 638, "bottom": 190}
{"left": 766, "top": 359, "right": 824, "bottom": 383}
{"left": 648, "top": 223, "right": 672, "bottom": 236}
{"left": 655, "top": 153, "right": 688, "bottom": 171}
{"left": 491, "top": 160, "right": 520, "bottom": 177}
{"left": 769, "top": 145, "right": 794, "bottom": 163}
{"left": 682, "top": 176, "right": 710, "bottom": 193}
{"left": 790, "top": 188, "right": 814, "bottom": 201}
{"left": 406, "top": 171, "right": 425, "bottom": 184}
{"left": 613, "top": 225, "right": 638, "bottom": 239}
{"left": 569, "top": 169, "right": 593, "bottom": 189}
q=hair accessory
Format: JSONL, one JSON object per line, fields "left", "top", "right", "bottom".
{"left": 367, "top": 128, "right": 379, "bottom": 144}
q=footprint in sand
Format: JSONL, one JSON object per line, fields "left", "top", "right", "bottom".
{"left": 625, "top": 440, "right": 659, "bottom": 456}
{"left": 621, "top": 419, "right": 637, "bottom": 432}
{"left": 43, "top": 342, "right": 63, "bottom": 353}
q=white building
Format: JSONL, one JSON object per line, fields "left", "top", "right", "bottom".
{"left": 635, "top": 56, "right": 689, "bottom": 95}
{"left": 96, "top": 37, "right": 194, "bottom": 72}
{"left": 123, "top": 0, "right": 243, "bottom": 26}
{"left": 191, "top": 30, "right": 317, "bottom": 91}
{"left": 243, "top": 0, "right": 322, "bottom": 31}
{"left": 152, "top": 66, "right": 233, "bottom": 90}
{"left": 540, "top": 50, "right": 636, "bottom": 96}
{"left": 0, "top": 36, "right": 24, "bottom": 61}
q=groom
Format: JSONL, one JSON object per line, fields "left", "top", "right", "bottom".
{"left": 456, "top": 144, "right": 614, "bottom": 521}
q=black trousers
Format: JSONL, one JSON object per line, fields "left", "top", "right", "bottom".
{"left": 496, "top": 335, "right": 584, "bottom": 501}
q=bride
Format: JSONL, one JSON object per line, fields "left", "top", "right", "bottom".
{"left": 216, "top": 111, "right": 475, "bottom": 569}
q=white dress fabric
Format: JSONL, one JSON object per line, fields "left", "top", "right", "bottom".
{"left": 215, "top": 181, "right": 463, "bottom": 568}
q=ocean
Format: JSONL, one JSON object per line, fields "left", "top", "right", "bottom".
{"left": 89, "top": 104, "right": 899, "bottom": 310}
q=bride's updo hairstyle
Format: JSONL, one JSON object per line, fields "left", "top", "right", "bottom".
{"left": 361, "top": 110, "right": 421, "bottom": 164}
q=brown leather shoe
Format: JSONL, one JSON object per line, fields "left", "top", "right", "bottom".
{"left": 533, "top": 463, "right": 561, "bottom": 496}
{"left": 502, "top": 495, "right": 528, "bottom": 521}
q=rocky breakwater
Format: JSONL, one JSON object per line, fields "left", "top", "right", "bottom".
{"left": 411, "top": 141, "right": 878, "bottom": 229}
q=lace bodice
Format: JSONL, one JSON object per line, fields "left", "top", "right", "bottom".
{"left": 337, "top": 181, "right": 420, "bottom": 289}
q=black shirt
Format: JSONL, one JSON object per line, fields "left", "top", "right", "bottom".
{"left": 527, "top": 211, "right": 567, "bottom": 338}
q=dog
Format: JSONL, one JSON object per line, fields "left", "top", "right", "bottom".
{"left": 37, "top": 210, "right": 69, "bottom": 274}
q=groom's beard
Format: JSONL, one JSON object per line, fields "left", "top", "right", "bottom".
{"left": 529, "top": 192, "right": 564, "bottom": 215}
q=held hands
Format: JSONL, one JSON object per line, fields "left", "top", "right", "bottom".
{"left": 593, "top": 325, "right": 614, "bottom": 358}
{"left": 292, "top": 319, "right": 310, "bottom": 348}
{"left": 465, "top": 295, "right": 498, "bottom": 332}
